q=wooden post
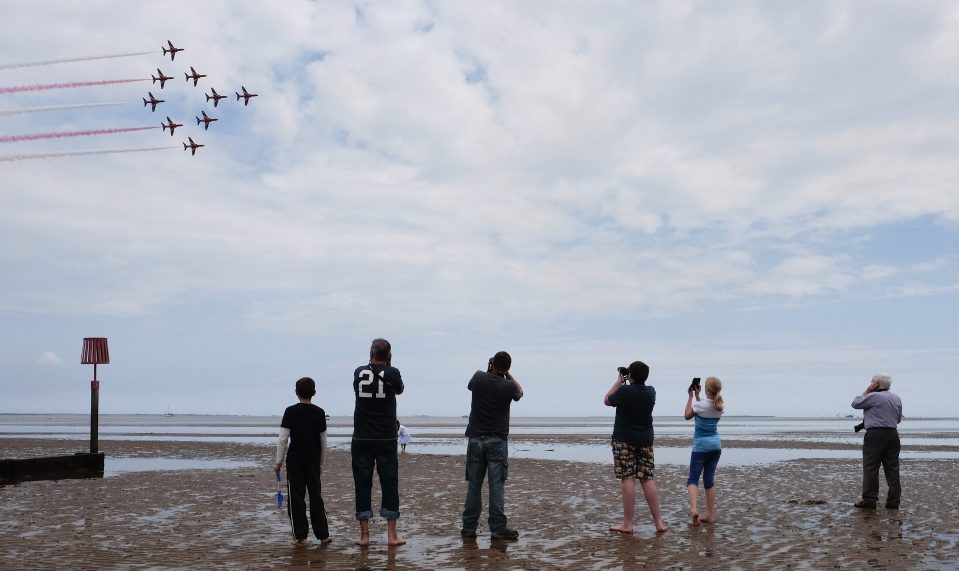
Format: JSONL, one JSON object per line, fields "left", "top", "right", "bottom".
{"left": 90, "top": 363, "right": 99, "bottom": 454}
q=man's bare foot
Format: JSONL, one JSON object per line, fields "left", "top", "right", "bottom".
{"left": 700, "top": 514, "right": 714, "bottom": 524}
{"left": 655, "top": 520, "right": 669, "bottom": 533}
{"left": 691, "top": 511, "right": 700, "bottom": 526}
{"left": 320, "top": 536, "right": 333, "bottom": 545}
{"left": 609, "top": 523, "right": 634, "bottom": 534}
{"left": 294, "top": 539, "right": 308, "bottom": 548}
{"left": 355, "top": 533, "right": 369, "bottom": 547}
{"left": 387, "top": 535, "right": 407, "bottom": 546}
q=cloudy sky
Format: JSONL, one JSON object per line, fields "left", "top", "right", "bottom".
{"left": 1, "top": 1, "right": 956, "bottom": 419}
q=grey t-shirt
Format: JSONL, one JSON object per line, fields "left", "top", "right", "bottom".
{"left": 852, "top": 390, "right": 902, "bottom": 429}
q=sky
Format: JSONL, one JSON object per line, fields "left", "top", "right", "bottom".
{"left": 1, "top": 1, "right": 956, "bottom": 419}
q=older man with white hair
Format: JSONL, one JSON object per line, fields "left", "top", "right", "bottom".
{"left": 851, "top": 374, "right": 903, "bottom": 509}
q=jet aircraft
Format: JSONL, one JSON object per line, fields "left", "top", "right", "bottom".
{"left": 183, "top": 137, "right": 204, "bottom": 156}
{"left": 161, "top": 116, "right": 182, "bottom": 136}
{"left": 152, "top": 68, "right": 173, "bottom": 89}
{"left": 162, "top": 40, "right": 184, "bottom": 61}
{"left": 185, "top": 66, "right": 206, "bottom": 86}
{"left": 236, "top": 86, "right": 258, "bottom": 106}
{"left": 142, "top": 92, "right": 164, "bottom": 112}
{"left": 196, "top": 110, "right": 218, "bottom": 130}
{"left": 205, "top": 87, "right": 227, "bottom": 107}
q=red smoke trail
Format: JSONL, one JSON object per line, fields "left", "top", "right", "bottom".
{"left": 0, "top": 146, "right": 177, "bottom": 162}
{"left": 0, "top": 126, "right": 158, "bottom": 143}
{"left": 0, "top": 51, "right": 153, "bottom": 71}
{"left": 0, "top": 78, "right": 147, "bottom": 95}
{"left": 0, "top": 102, "right": 126, "bottom": 116}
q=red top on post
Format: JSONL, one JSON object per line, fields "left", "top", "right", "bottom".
{"left": 81, "top": 338, "right": 110, "bottom": 365}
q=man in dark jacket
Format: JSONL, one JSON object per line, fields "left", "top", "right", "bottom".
{"left": 461, "top": 351, "right": 524, "bottom": 540}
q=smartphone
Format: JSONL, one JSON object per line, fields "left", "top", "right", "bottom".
{"left": 688, "top": 377, "right": 701, "bottom": 392}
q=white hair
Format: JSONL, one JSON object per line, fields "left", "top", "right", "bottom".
{"left": 872, "top": 373, "right": 892, "bottom": 390}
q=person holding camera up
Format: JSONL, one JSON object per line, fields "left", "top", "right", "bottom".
{"left": 603, "top": 361, "right": 668, "bottom": 534}
{"left": 351, "top": 338, "right": 406, "bottom": 546}
{"left": 684, "top": 376, "right": 725, "bottom": 525}
{"left": 851, "top": 374, "right": 902, "bottom": 509}
{"left": 461, "top": 351, "right": 524, "bottom": 540}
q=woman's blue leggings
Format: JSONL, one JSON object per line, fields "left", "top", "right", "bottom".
{"left": 687, "top": 450, "right": 722, "bottom": 489}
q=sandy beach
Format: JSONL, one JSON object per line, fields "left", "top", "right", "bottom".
{"left": 2, "top": 437, "right": 958, "bottom": 570}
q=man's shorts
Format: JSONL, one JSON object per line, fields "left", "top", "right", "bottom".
{"left": 612, "top": 438, "right": 655, "bottom": 480}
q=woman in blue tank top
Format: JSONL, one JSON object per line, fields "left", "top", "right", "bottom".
{"left": 684, "top": 376, "right": 725, "bottom": 525}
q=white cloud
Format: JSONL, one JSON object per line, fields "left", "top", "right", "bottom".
{"left": 40, "top": 351, "right": 62, "bottom": 365}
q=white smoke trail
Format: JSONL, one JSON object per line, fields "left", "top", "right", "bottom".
{"left": 0, "top": 146, "right": 177, "bottom": 162}
{"left": 0, "top": 52, "right": 154, "bottom": 71}
{"left": 0, "top": 102, "right": 126, "bottom": 116}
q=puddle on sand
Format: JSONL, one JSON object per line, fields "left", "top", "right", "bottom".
{"left": 106, "top": 457, "right": 257, "bottom": 476}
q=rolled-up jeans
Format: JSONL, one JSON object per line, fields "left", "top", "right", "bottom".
{"left": 462, "top": 435, "right": 509, "bottom": 534}
{"left": 351, "top": 438, "right": 400, "bottom": 520}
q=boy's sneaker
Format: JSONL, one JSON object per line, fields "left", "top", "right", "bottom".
{"left": 490, "top": 528, "right": 519, "bottom": 540}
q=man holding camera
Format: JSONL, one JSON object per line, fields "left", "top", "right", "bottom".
{"left": 851, "top": 373, "right": 903, "bottom": 509}
{"left": 604, "top": 361, "right": 668, "bottom": 533}
{"left": 461, "top": 351, "right": 524, "bottom": 540}
{"left": 351, "top": 338, "right": 406, "bottom": 546}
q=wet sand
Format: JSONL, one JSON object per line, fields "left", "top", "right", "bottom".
{"left": 2, "top": 438, "right": 958, "bottom": 569}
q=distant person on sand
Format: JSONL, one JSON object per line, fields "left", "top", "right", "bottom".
{"left": 351, "top": 338, "right": 406, "bottom": 546}
{"left": 398, "top": 423, "right": 411, "bottom": 453}
{"left": 461, "top": 351, "right": 524, "bottom": 541}
{"left": 275, "top": 377, "right": 330, "bottom": 547}
{"left": 851, "top": 374, "right": 903, "bottom": 509}
{"left": 684, "top": 376, "right": 724, "bottom": 525}
{"left": 603, "top": 361, "right": 668, "bottom": 533}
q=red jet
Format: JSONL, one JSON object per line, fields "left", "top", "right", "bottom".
{"left": 185, "top": 66, "right": 206, "bottom": 86}
{"left": 152, "top": 68, "right": 173, "bottom": 89}
{"left": 196, "top": 110, "right": 218, "bottom": 130}
{"left": 205, "top": 87, "right": 227, "bottom": 107}
{"left": 142, "top": 91, "right": 164, "bottom": 112}
{"left": 161, "top": 116, "right": 182, "bottom": 136}
{"left": 162, "top": 40, "right": 184, "bottom": 61}
{"left": 183, "top": 137, "right": 204, "bottom": 156}
{"left": 236, "top": 85, "right": 258, "bottom": 106}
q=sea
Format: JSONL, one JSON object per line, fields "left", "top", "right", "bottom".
{"left": 2, "top": 414, "right": 958, "bottom": 476}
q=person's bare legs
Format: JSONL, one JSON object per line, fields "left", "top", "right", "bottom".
{"left": 687, "top": 484, "right": 700, "bottom": 525}
{"left": 387, "top": 519, "right": 406, "bottom": 546}
{"left": 640, "top": 478, "right": 668, "bottom": 532}
{"left": 355, "top": 518, "right": 370, "bottom": 547}
{"left": 610, "top": 476, "right": 636, "bottom": 533}
{"left": 701, "top": 487, "right": 717, "bottom": 523}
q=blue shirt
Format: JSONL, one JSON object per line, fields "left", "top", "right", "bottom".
{"left": 692, "top": 399, "right": 722, "bottom": 453}
{"left": 851, "top": 390, "right": 902, "bottom": 429}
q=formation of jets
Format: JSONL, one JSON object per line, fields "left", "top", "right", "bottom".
{"left": 145, "top": 40, "right": 259, "bottom": 157}
{"left": 142, "top": 91, "right": 164, "bottom": 112}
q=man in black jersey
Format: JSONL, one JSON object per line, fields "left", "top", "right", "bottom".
{"left": 275, "top": 377, "right": 330, "bottom": 546}
{"left": 351, "top": 338, "right": 406, "bottom": 546}
{"left": 461, "top": 351, "right": 524, "bottom": 540}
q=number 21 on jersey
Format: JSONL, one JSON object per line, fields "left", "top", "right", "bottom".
{"left": 358, "top": 369, "right": 386, "bottom": 398}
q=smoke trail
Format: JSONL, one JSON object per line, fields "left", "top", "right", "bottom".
{"left": 0, "top": 51, "right": 154, "bottom": 71}
{"left": 0, "top": 78, "right": 147, "bottom": 95}
{"left": 0, "top": 126, "right": 158, "bottom": 143}
{"left": 0, "top": 102, "right": 126, "bottom": 116}
{"left": 0, "top": 146, "right": 177, "bottom": 162}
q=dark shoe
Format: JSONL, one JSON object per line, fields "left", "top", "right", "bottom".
{"left": 460, "top": 529, "right": 477, "bottom": 539}
{"left": 885, "top": 503, "right": 899, "bottom": 510}
{"left": 854, "top": 500, "right": 877, "bottom": 509}
{"left": 490, "top": 528, "right": 519, "bottom": 540}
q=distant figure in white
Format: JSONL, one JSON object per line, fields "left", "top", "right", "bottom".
{"left": 398, "top": 423, "right": 412, "bottom": 453}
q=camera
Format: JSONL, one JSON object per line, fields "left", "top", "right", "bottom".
{"left": 617, "top": 366, "right": 630, "bottom": 379}
{"left": 854, "top": 422, "right": 865, "bottom": 433}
